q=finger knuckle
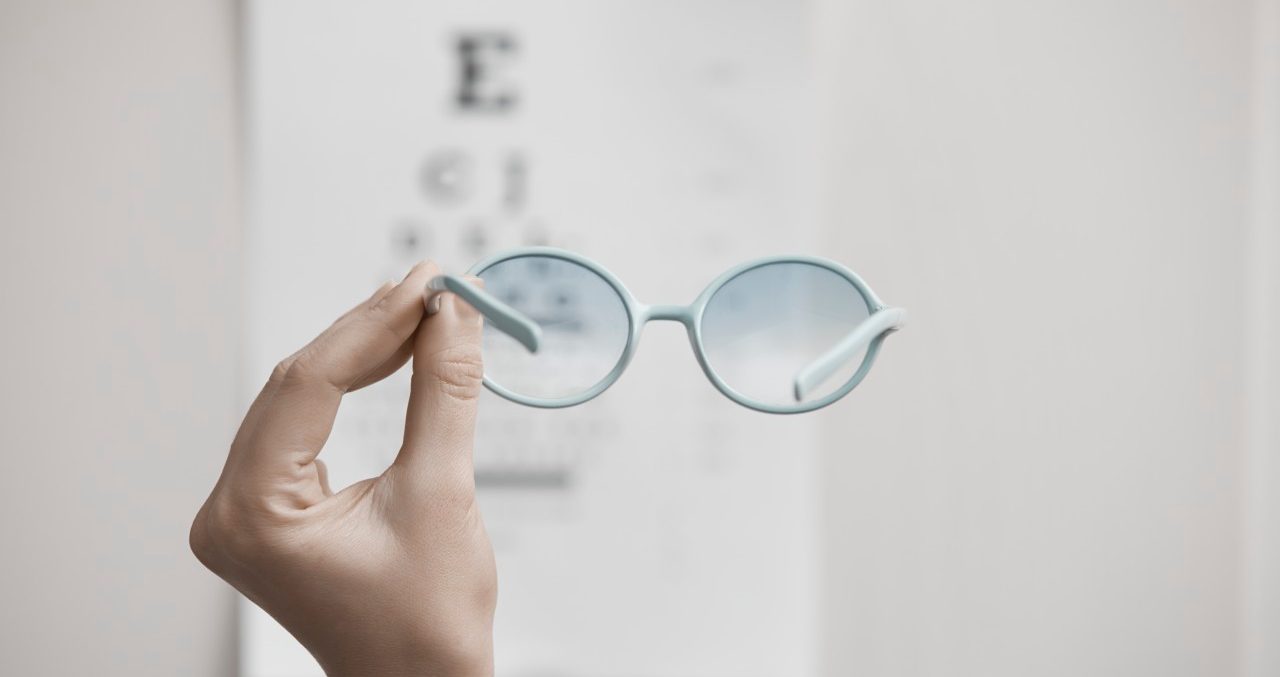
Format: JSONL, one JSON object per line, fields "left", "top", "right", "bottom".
{"left": 188, "top": 508, "right": 219, "bottom": 568}
{"left": 425, "top": 616, "right": 496, "bottom": 671}
{"left": 278, "top": 350, "right": 332, "bottom": 390}
{"left": 432, "top": 472, "right": 479, "bottom": 515}
{"left": 190, "top": 494, "right": 282, "bottom": 568}
{"left": 269, "top": 358, "right": 294, "bottom": 385}
{"left": 190, "top": 499, "right": 244, "bottom": 569}
{"left": 363, "top": 299, "right": 412, "bottom": 348}
{"left": 424, "top": 345, "right": 484, "bottom": 401}
{"left": 470, "top": 554, "right": 499, "bottom": 615}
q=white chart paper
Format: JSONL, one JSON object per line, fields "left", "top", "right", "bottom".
{"left": 243, "top": 2, "right": 819, "bottom": 675}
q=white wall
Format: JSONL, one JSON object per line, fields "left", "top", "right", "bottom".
{"left": 1245, "top": 1, "right": 1280, "bottom": 674}
{"left": 815, "top": 1, "right": 1257, "bottom": 676}
{"left": 0, "top": 1, "right": 240, "bottom": 675}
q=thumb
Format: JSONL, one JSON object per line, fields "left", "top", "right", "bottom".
{"left": 393, "top": 282, "right": 485, "bottom": 493}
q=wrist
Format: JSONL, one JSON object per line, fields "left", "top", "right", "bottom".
{"left": 320, "top": 630, "right": 493, "bottom": 677}
{"left": 326, "top": 653, "right": 492, "bottom": 677}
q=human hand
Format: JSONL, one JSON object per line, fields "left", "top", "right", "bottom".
{"left": 190, "top": 261, "right": 496, "bottom": 677}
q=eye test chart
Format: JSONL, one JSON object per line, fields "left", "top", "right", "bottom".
{"left": 243, "top": 1, "right": 821, "bottom": 675}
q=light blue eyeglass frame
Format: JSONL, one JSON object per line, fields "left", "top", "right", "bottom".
{"left": 426, "top": 247, "right": 906, "bottom": 414}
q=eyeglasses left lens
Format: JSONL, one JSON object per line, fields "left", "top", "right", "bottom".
{"left": 477, "top": 255, "right": 630, "bottom": 402}
{"left": 700, "top": 261, "right": 871, "bottom": 408}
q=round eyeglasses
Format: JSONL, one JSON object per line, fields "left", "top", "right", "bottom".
{"left": 426, "top": 247, "right": 906, "bottom": 414}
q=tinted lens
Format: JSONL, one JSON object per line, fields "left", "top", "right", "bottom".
{"left": 700, "top": 262, "right": 871, "bottom": 408}
{"left": 477, "top": 255, "right": 630, "bottom": 402}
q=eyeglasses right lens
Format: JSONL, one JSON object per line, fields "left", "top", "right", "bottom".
{"left": 477, "top": 255, "right": 630, "bottom": 402}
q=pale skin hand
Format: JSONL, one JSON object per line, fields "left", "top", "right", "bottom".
{"left": 190, "top": 261, "right": 496, "bottom": 677}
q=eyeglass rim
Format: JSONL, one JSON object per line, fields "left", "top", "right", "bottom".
{"left": 467, "top": 246, "right": 894, "bottom": 414}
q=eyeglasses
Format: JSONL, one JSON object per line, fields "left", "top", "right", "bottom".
{"left": 426, "top": 247, "right": 906, "bottom": 414}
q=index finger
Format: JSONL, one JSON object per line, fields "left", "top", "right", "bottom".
{"left": 242, "top": 260, "right": 441, "bottom": 481}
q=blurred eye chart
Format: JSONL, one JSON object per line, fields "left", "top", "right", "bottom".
{"left": 243, "top": 2, "right": 820, "bottom": 675}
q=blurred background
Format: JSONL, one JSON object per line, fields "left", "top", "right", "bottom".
{"left": 1, "top": 1, "right": 1277, "bottom": 676}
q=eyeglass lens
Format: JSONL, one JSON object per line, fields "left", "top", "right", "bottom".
{"left": 700, "top": 262, "right": 871, "bottom": 407}
{"left": 477, "top": 256, "right": 630, "bottom": 401}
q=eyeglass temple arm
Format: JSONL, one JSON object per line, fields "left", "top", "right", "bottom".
{"left": 426, "top": 275, "right": 542, "bottom": 353}
{"left": 793, "top": 307, "right": 907, "bottom": 402}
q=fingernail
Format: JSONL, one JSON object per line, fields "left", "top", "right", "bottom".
{"left": 425, "top": 292, "right": 443, "bottom": 315}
